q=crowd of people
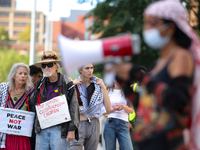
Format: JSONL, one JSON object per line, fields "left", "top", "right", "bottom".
{"left": 1, "top": 0, "right": 200, "bottom": 150}
{"left": 0, "top": 51, "right": 134, "bottom": 150}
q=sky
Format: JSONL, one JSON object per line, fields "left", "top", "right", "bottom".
{"left": 15, "top": 0, "right": 96, "bottom": 21}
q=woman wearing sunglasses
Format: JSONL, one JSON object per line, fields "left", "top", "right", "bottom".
{"left": 29, "top": 51, "right": 80, "bottom": 150}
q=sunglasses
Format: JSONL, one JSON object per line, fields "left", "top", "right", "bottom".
{"left": 41, "top": 63, "right": 55, "bottom": 69}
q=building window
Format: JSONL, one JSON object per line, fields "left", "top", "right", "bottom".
{"left": 14, "top": 22, "right": 28, "bottom": 26}
{"left": 0, "top": 0, "right": 11, "bottom": 8}
{"left": 36, "top": 32, "right": 39, "bottom": 42}
{"left": 14, "top": 13, "right": 31, "bottom": 18}
{"left": 0, "top": 12, "right": 9, "bottom": 16}
{"left": 13, "top": 31, "right": 21, "bottom": 34}
{"left": 0, "top": 21, "right": 8, "bottom": 25}
{"left": 36, "top": 23, "right": 39, "bottom": 28}
{"left": 36, "top": 13, "right": 40, "bottom": 19}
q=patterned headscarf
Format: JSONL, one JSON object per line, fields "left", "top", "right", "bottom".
{"left": 144, "top": 0, "right": 200, "bottom": 149}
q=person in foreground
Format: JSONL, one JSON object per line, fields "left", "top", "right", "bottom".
{"left": 0, "top": 62, "right": 34, "bottom": 150}
{"left": 104, "top": 80, "right": 134, "bottom": 150}
{"left": 29, "top": 51, "right": 80, "bottom": 150}
{"left": 112, "top": 0, "right": 200, "bottom": 149}
{"left": 70, "top": 63, "right": 111, "bottom": 150}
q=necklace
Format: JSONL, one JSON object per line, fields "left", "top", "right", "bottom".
{"left": 14, "top": 97, "right": 18, "bottom": 101}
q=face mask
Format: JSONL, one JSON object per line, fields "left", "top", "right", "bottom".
{"left": 143, "top": 24, "right": 171, "bottom": 50}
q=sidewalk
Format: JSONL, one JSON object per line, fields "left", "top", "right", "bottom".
{"left": 97, "top": 143, "right": 103, "bottom": 150}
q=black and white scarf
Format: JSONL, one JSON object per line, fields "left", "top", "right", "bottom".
{"left": 77, "top": 75, "right": 106, "bottom": 118}
{"left": 0, "top": 82, "right": 9, "bottom": 148}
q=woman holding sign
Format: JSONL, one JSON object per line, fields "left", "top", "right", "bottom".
{"left": 0, "top": 62, "right": 34, "bottom": 150}
{"left": 29, "top": 51, "right": 80, "bottom": 150}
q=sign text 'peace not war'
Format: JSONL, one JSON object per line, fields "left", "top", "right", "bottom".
{"left": 0, "top": 108, "right": 35, "bottom": 137}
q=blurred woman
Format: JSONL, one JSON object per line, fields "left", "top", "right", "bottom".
{"left": 104, "top": 80, "right": 133, "bottom": 150}
{"left": 0, "top": 62, "right": 34, "bottom": 150}
{"left": 113, "top": 0, "right": 200, "bottom": 149}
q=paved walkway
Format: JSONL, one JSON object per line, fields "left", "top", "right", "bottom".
{"left": 97, "top": 143, "right": 103, "bottom": 150}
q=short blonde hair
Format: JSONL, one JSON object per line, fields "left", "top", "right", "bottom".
{"left": 7, "top": 62, "right": 33, "bottom": 91}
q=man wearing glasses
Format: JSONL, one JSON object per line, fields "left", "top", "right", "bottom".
{"left": 29, "top": 51, "right": 80, "bottom": 150}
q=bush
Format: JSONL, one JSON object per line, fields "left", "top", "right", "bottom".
{"left": 0, "top": 47, "right": 29, "bottom": 83}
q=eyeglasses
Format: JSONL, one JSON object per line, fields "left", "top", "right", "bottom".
{"left": 41, "top": 63, "right": 55, "bottom": 69}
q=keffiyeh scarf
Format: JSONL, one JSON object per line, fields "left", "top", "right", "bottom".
{"left": 77, "top": 75, "right": 106, "bottom": 118}
{"left": 0, "top": 82, "right": 9, "bottom": 148}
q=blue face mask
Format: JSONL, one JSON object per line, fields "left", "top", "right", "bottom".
{"left": 142, "top": 24, "right": 171, "bottom": 50}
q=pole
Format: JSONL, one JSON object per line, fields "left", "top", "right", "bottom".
{"left": 45, "top": 16, "right": 49, "bottom": 51}
{"left": 49, "top": 21, "right": 53, "bottom": 51}
{"left": 45, "top": 0, "right": 52, "bottom": 51}
{"left": 29, "top": 0, "right": 36, "bottom": 65}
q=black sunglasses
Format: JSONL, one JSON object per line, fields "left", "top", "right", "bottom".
{"left": 41, "top": 63, "right": 55, "bottom": 69}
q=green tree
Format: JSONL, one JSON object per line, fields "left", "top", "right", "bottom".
{"left": 0, "top": 27, "right": 9, "bottom": 41}
{"left": 18, "top": 24, "right": 31, "bottom": 42}
{"left": 0, "top": 47, "right": 29, "bottom": 83}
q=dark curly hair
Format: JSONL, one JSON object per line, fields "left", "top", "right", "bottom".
{"left": 29, "top": 65, "right": 43, "bottom": 76}
{"left": 164, "top": 20, "right": 191, "bottom": 49}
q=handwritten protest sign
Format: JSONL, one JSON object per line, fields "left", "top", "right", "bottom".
{"left": 36, "top": 95, "right": 71, "bottom": 129}
{"left": 0, "top": 108, "right": 35, "bottom": 137}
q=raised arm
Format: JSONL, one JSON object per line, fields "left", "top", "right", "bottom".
{"left": 96, "top": 79, "right": 111, "bottom": 113}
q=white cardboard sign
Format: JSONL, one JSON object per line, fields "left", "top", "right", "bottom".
{"left": 0, "top": 108, "right": 35, "bottom": 137}
{"left": 36, "top": 95, "right": 71, "bottom": 129}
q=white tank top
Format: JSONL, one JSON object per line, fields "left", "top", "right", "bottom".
{"left": 107, "top": 89, "right": 129, "bottom": 122}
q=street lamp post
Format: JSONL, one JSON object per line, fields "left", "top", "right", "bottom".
{"left": 45, "top": 0, "right": 53, "bottom": 51}
{"left": 29, "top": 0, "right": 36, "bottom": 65}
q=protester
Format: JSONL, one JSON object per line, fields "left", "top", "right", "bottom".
{"left": 29, "top": 65, "right": 43, "bottom": 87}
{"left": 29, "top": 65, "right": 43, "bottom": 150}
{"left": 70, "top": 63, "right": 111, "bottom": 150}
{"left": 29, "top": 51, "right": 80, "bottom": 150}
{"left": 112, "top": 0, "right": 200, "bottom": 149}
{"left": 0, "top": 62, "right": 34, "bottom": 150}
{"left": 104, "top": 80, "right": 134, "bottom": 150}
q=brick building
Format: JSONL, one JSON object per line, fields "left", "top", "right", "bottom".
{"left": 53, "top": 10, "right": 94, "bottom": 43}
{"left": 0, "top": 0, "right": 45, "bottom": 44}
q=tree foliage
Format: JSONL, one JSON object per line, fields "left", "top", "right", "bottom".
{"left": 0, "top": 47, "right": 29, "bottom": 83}
{"left": 18, "top": 24, "right": 31, "bottom": 42}
{"left": 0, "top": 27, "right": 9, "bottom": 41}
